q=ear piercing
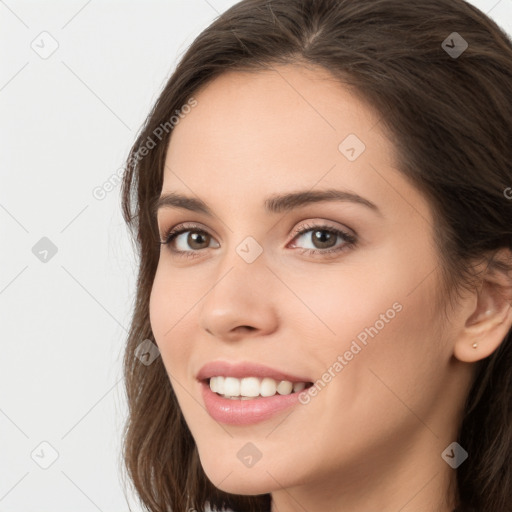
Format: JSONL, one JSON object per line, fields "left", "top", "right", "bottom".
{"left": 472, "top": 342, "right": 478, "bottom": 349}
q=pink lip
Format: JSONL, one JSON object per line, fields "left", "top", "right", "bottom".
{"left": 197, "top": 361, "right": 313, "bottom": 426}
{"left": 200, "top": 381, "right": 309, "bottom": 425}
{"left": 196, "top": 360, "right": 311, "bottom": 383}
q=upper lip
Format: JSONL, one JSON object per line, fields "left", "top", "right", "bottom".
{"left": 197, "top": 360, "right": 312, "bottom": 383}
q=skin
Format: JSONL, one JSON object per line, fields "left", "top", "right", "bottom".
{"left": 149, "top": 63, "right": 512, "bottom": 512}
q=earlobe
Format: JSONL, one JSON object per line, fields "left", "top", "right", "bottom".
{"left": 454, "top": 306, "right": 510, "bottom": 363}
{"left": 453, "top": 251, "right": 512, "bottom": 363}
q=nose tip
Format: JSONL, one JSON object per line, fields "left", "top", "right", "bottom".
{"left": 198, "top": 258, "right": 280, "bottom": 341}
{"left": 205, "top": 318, "right": 259, "bottom": 338}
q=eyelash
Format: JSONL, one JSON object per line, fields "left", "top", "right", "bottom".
{"left": 159, "top": 222, "right": 357, "bottom": 260}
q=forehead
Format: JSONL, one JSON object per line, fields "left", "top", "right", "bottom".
{"left": 161, "top": 64, "right": 407, "bottom": 215}
{"left": 166, "top": 63, "right": 386, "bottom": 163}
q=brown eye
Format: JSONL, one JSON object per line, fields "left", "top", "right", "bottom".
{"left": 186, "top": 231, "right": 211, "bottom": 250}
{"left": 289, "top": 223, "right": 357, "bottom": 258}
{"left": 161, "top": 224, "right": 220, "bottom": 256}
{"left": 309, "top": 229, "right": 338, "bottom": 249}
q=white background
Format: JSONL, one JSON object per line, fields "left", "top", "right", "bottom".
{"left": 1, "top": 1, "right": 511, "bottom": 510}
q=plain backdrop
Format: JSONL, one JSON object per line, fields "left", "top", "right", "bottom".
{"left": 1, "top": 1, "right": 511, "bottom": 511}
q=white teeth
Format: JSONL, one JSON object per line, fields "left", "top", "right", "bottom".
{"left": 210, "top": 375, "right": 223, "bottom": 393}
{"left": 240, "top": 377, "right": 260, "bottom": 397}
{"left": 209, "top": 376, "right": 309, "bottom": 398}
{"left": 223, "top": 377, "right": 240, "bottom": 397}
{"left": 293, "top": 381, "right": 306, "bottom": 392}
{"left": 276, "top": 380, "right": 293, "bottom": 395}
{"left": 260, "top": 377, "right": 277, "bottom": 397}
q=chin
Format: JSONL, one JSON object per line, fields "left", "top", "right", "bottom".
{"left": 199, "top": 453, "right": 281, "bottom": 496}
{"left": 206, "top": 472, "right": 276, "bottom": 496}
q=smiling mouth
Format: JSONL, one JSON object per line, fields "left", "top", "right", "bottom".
{"left": 205, "top": 376, "right": 314, "bottom": 400}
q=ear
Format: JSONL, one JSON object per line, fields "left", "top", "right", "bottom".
{"left": 454, "top": 249, "right": 512, "bottom": 363}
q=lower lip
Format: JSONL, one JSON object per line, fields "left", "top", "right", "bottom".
{"left": 200, "top": 380, "right": 308, "bottom": 425}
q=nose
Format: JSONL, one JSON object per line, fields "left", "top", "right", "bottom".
{"left": 198, "top": 254, "right": 279, "bottom": 342}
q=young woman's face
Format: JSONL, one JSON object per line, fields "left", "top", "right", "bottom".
{"left": 149, "top": 64, "right": 470, "bottom": 503}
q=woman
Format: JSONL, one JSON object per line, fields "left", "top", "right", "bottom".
{"left": 120, "top": 0, "right": 512, "bottom": 510}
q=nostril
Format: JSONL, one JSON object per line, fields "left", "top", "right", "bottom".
{"left": 237, "top": 326, "right": 256, "bottom": 333}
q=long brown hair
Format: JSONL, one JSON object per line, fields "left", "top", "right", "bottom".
{"left": 120, "top": 1, "right": 512, "bottom": 510}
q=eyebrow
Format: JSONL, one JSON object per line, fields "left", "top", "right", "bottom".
{"left": 154, "top": 189, "right": 381, "bottom": 216}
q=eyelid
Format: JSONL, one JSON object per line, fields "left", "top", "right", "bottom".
{"left": 287, "top": 222, "right": 357, "bottom": 255}
{"left": 159, "top": 221, "right": 218, "bottom": 243}
{"left": 288, "top": 219, "right": 356, "bottom": 241}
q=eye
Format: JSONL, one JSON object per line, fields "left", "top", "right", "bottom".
{"left": 160, "top": 222, "right": 219, "bottom": 258}
{"left": 288, "top": 222, "right": 357, "bottom": 257}
{"left": 159, "top": 221, "right": 357, "bottom": 260}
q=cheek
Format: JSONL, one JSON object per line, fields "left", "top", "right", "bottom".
{"left": 148, "top": 266, "right": 168, "bottom": 344}
{"left": 284, "top": 239, "right": 445, "bottom": 407}
{"left": 149, "top": 265, "right": 194, "bottom": 372}
{"left": 267, "top": 268, "right": 445, "bottom": 477}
